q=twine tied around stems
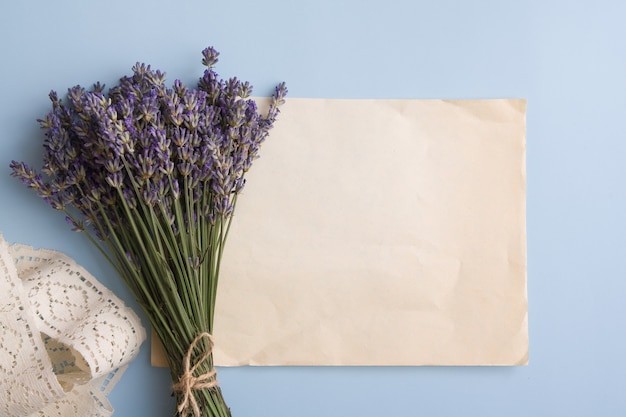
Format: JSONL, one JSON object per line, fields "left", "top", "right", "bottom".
{"left": 173, "top": 332, "right": 219, "bottom": 416}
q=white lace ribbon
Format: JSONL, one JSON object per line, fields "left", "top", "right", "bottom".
{"left": 0, "top": 235, "right": 146, "bottom": 417}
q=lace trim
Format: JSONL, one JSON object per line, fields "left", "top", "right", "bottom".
{"left": 0, "top": 235, "right": 145, "bottom": 416}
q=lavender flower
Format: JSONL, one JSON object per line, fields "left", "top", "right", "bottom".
{"left": 10, "top": 47, "right": 285, "bottom": 417}
{"left": 11, "top": 47, "right": 286, "bottom": 236}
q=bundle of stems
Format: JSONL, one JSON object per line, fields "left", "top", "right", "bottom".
{"left": 10, "top": 46, "right": 286, "bottom": 417}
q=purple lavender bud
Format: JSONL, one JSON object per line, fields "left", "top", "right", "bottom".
{"left": 65, "top": 216, "right": 85, "bottom": 232}
{"left": 273, "top": 82, "right": 288, "bottom": 106}
{"left": 60, "top": 189, "right": 77, "bottom": 207}
{"left": 173, "top": 79, "right": 188, "bottom": 97}
{"left": 9, "top": 161, "right": 36, "bottom": 182}
{"left": 106, "top": 172, "right": 124, "bottom": 189}
{"left": 188, "top": 256, "right": 201, "bottom": 270}
{"left": 154, "top": 179, "right": 168, "bottom": 199}
{"left": 37, "top": 182, "right": 54, "bottom": 201}
{"left": 147, "top": 69, "right": 166, "bottom": 90}
{"left": 183, "top": 112, "right": 199, "bottom": 130}
{"left": 201, "top": 47, "right": 220, "bottom": 68}
{"left": 123, "top": 188, "right": 137, "bottom": 210}
{"left": 132, "top": 62, "right": 150, "bottom": 78}
{"left": 161, "top": 160, "right": 175, "bottom": 176}
{"left": 92, "top": 82, "right": 105, "bottom": 93}
{"left": 50, "top": 178, "right": 67, "bottom": 193}
{"left": 133, "top": 129, "right": 150, "bottom": 149}
{"left": 198, "top": 69, "right": 221, "bottom": 102}
{"left": 106, "top": 106, "right": 118, "bottom": 122}
{"left": 48, "top": 196, "right": 65, "bottom": 211}
{"left": 215, "top": 195, "right": 233, "bottom": 216}
{"left": 142, "top": 186, "right": 158, "bottom": 206}
{"left": 172, "top": 127, "right": 189, "bottom": 148}
{"left": 176, "top": 143, "right": 193, "bottom": 162}
{"left": 183, "top": 92, "right": 199, "bottom": 111}
{"left": 234, "top": 177, "right": 246, "bottom": 193}
{"left": 225, "top": 77, "right": 241, "bottom": 98}
{"left": 161, "top": 205, "right": 175, "bottom": 228}
{"left": 104, "top": 158, "right": 123, "bottom": 174}
{"left": 116, "top": 99, "right": 133, "bottom": 119}
{"left": 67, "top": 86, "right": 86, "bottom": 111}
{"left": 177, "top": 161, "right": 192, "bottom": 177}
{"left": 139, "top": 152, "right": 157, "bottom": 181}
{"left": 88, "top": 187, "right": 102, "bottom": 203}
{"left": 239, "top": 81, "right": 252, "bottom": 98}
{"left": 66, "top": 164, "right": 86, "bottom": 185}
{"left": 188, "top": 168, "right": 201, "bottom": 190}
{"left": 171, "top": 179, "right": 180, "bottom": 199}
{"left": 48, "top": 90, "right": 60, "bottom": 105}
{"left": 138, "top": 91, "right": 159, "bottom": 124}
{"left": 119, "top": 131, "right": 134, "bottom": 154}
{"left": 151, "top": 126, "right": 167, "bottom": 145}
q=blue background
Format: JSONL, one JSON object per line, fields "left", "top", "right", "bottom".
{"left": 1, "top": 1, "right": 624, "bottom": 416}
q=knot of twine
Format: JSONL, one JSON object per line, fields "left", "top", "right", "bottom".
{"left": 172, "top": 332, "right": 219, "bottom": 417}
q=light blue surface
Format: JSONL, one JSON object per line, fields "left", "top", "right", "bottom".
{"left": 1, "top": 1, "right": 625, "bottom": 416}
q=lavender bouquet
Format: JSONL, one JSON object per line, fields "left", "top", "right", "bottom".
{"left": 10, "top": 47, "right": 287, "bottom": 417}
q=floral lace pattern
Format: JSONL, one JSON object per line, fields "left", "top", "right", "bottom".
{"left": 0, "top": 236, "right": 145, "bottom": 417}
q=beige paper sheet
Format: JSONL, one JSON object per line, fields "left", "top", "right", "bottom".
{"left": 152, "top": 98, "right": 528, "bottom": 367}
